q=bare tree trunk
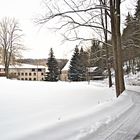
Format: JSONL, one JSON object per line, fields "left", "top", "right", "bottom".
{"left": 115, "top": 0, "right": 125, "bottom": 94}
{"left": 104, "top": 0, "right": 112, "bottom": 87}
{"left": 0, "top": 17, "right": 23, "bottom": 78}
{"left": 110, "top": 0, "right": 121, "bottom": 97}
{"left": 3, "top": 48, "right": 9, "bottom": 78}
{"left": 110, "top": 0, "right": 125, "bottom": 97}
{"left": 100, "top": 0, "right": 112, "bottom": 87}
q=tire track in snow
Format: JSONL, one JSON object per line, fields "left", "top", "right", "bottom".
{"left": 80, "top": 90, "right": 140, "bottom": 140}
{"left": 17, "top": 90, "right": 140, "bottom": 140}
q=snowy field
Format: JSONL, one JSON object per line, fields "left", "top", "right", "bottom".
{"left": 0, "top": 74, "right": 140, "bottom": 140}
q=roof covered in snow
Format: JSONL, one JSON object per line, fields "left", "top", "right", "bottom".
{"left": 87, "top": 67, "right": 98, "bottom": 72}
{"left": 62, "top": 60, "right": 70, "bottom": 71}
{"left": 0, "top": 64, "right": 47, "bottom": 69}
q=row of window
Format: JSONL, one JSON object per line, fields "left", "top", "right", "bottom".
{"left": 32, "top": 68, "right": 42, "bottom": 72}
{"left": 0, "top": 68, "right": 43, "bottom": 72}
{"left": 14, "top": 72, "right": 44, "bottom": 76}
{"left": 19, "top": 77, "right": 44, "bottom": 81}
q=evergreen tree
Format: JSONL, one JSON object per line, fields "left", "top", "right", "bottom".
{"left": 122, "top": 12, "right": 134, "bottom": 48}
{"left": 68, "top": 46, "right": 80, "bottom": 81}
{"left": 46, "top": 48, "right": 59, "bottom": 81}
{"left": 125, "top": 12, "right": 133, "bottom": 26}
{"left": 133, "top": 0, "right": 140, "bottom": 47}
{"left": 90, "top": 40, "right": 102, "bottom": 67}
{"left": 133, "top": 1, "right": 140, "bottom": 73}
{"left": 122, "top": 10, "right": 140, "bottom": 74}
{"left": 135, "top": 0, "right": 140, "bottom": 20}
{"left": 78, "top": 47, "right": 89, "bottom": 81}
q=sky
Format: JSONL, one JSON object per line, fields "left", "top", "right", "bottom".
{"left": 0, "top": 0, "right": 136, "bottom": 59}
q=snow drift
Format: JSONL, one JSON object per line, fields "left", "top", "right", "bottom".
{"left": 0, "top": 78, "right": 140, "bottom": 140}
{"left": 18, "top": 90, "right": 140, "bottom": 140}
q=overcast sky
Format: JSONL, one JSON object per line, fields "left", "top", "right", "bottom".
{"left": 0, "top": 0, "right": 136, "bottom": 59}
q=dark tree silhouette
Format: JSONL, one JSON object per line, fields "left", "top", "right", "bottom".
{"left": 46, "top": 48, "right": 59, "bottom": 81}
{"left": 68, "top": 46, "right": 80, "bottom": 81}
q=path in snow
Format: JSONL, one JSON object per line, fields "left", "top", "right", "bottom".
{"left": 134, "top": 134, "right": 140, "bottom": 140}
{"left": 98, "top": 90, "right": 140, "bottom": 140}
{"left": 17, "top": 89, "right": 140, "bottom": 140}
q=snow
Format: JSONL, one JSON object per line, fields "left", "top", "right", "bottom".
{"left": 62, "top": 60, "right": 70, "bottom": 71}
{"left": 0, "top": 73, "right": 140, "bottom": 140}
{"left": 0, "top": 64, "right": 46, "bottom": 69}
{"left": 125, "top": 72, "right": 140, "bottom": 86}
{"left": 87, "top": 67, "right": 98, "bottom": 72}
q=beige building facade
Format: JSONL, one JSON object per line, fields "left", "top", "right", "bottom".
{"left": 0, "top": 64, "right": 47, "bottom": 81}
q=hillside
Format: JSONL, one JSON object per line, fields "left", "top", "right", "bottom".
{"left": 17, "top": 58, "right": 68, "bottom": 70}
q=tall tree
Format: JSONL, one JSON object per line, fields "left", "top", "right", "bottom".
{"left": 78, "top": 47, "right": 89, "bottom": 81}
{"left": 134, "top": 0, "right": 140, "bottom": 70}
{"left": 134, "top": 0, "right": 140, "bottom": 47}
{"left": 100, "top": 0, "right": 112, "bottom": 87}
{"left": 89, "top": 40, "right": 106, "bottom": 71}
{"left": 122, "top": 13, "right": 136, "bottom": 74}
{"left": 68, "top": 46, "right": 80, "bottom": 81}
{"left": 122, "top": 1, "right": 140, "bottom": 74}
{"left": 37, "top": 0, "right": 125, "bottom": 96}
{"left": 110, "top": 0, "right": 125, "bottom": 97}
{"left": 135, "top": 0, "right": 140, "bottom": 20}
{"left": 90, "top": 40, "right": 101, "bottom": 67}
{"left": 46, "top": 48, "right": 59, "bottom": 81}
{"left": 0, "top": 17, "right": 23, "bottom": 78}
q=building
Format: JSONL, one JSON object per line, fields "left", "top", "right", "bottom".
{"left": 87, "top": 67, "right": 105, "bottom": 80}
{"left": 60, "top": 62, "right": 106, "bottom": 81}
{"left": 0, "top": 64, "right": 47, "bottom": 81}
{"left": 0, "top": 47, "right": 3, "bottom": 64}
{"left": 60, "top": 60, "right": 70, "bottom": 81}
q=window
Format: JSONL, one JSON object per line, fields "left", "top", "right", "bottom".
{"left": 33, "top": 78, "right": 36, "bottom": 81}
{"left": 32, "top": 69, "right": 35, "bottom": 72}
{"left": 21, "top": 73, "right": 24, "bottom": 76}
{"left": 25, "top": 78, "right": 28, "bottom": 80}
{"left": 29, "top": 73, "right": 32, "bottom": 76}
{"left": 38, "top": 69, "right": 42, "bottom": 72}
{"left": 34, "top": 73, "right": 36, "bottom": 76}
{"left": 0, "top": 69, "right": 1, "bottom": 71}
{"left": 18, "top": 72, "right": 20, "bottom": 76}
{"left": 41, "top": 73, "right": 44, "bottom": 75}
{"left": 21, "top": 78, "right": 24, "bottom": 80}
{"left": 29, "top": 78, "right": 32, "bottom": 80}
{"left": 25, "top": 73, "right": 28, "bottom": 76}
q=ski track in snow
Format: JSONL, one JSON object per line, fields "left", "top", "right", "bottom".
{"left": 17, "top": 90, "right": 140, "bottom": 140}
{"left": 0, "top": 77, "right": 140, "bottom": 140}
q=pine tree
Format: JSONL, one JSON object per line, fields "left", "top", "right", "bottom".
{"left": 90, "top": 40, "right": 102, "bottom": 67}
{"left": 133, "top": 0, "right": 140, "bottom": 47}
{"left": 133, "top": 1, "right": 140, "bottom": 73}
{"left": 122, "top": 11, "right": 140, "bottom": 74}
{"left": 68, "top": 46, "right": 80, "bottom": 81}
{"left": 78, "top": 47, "right": 89, "bottom": 81}
{"left": 122, "top": 12, "right": 134, "bottom": 47}
{"left": 46, "top": 48, "right": 59, "bottom": 81}
{"left": 125, "top": 12, "right": 133, "bottom": 26}
{"left": 135, "top": 0, "right": 140, "bottom": 20}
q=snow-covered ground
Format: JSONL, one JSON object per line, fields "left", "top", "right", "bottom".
{"left": 0, "top": 73, "right": 140, "bottom": 140}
